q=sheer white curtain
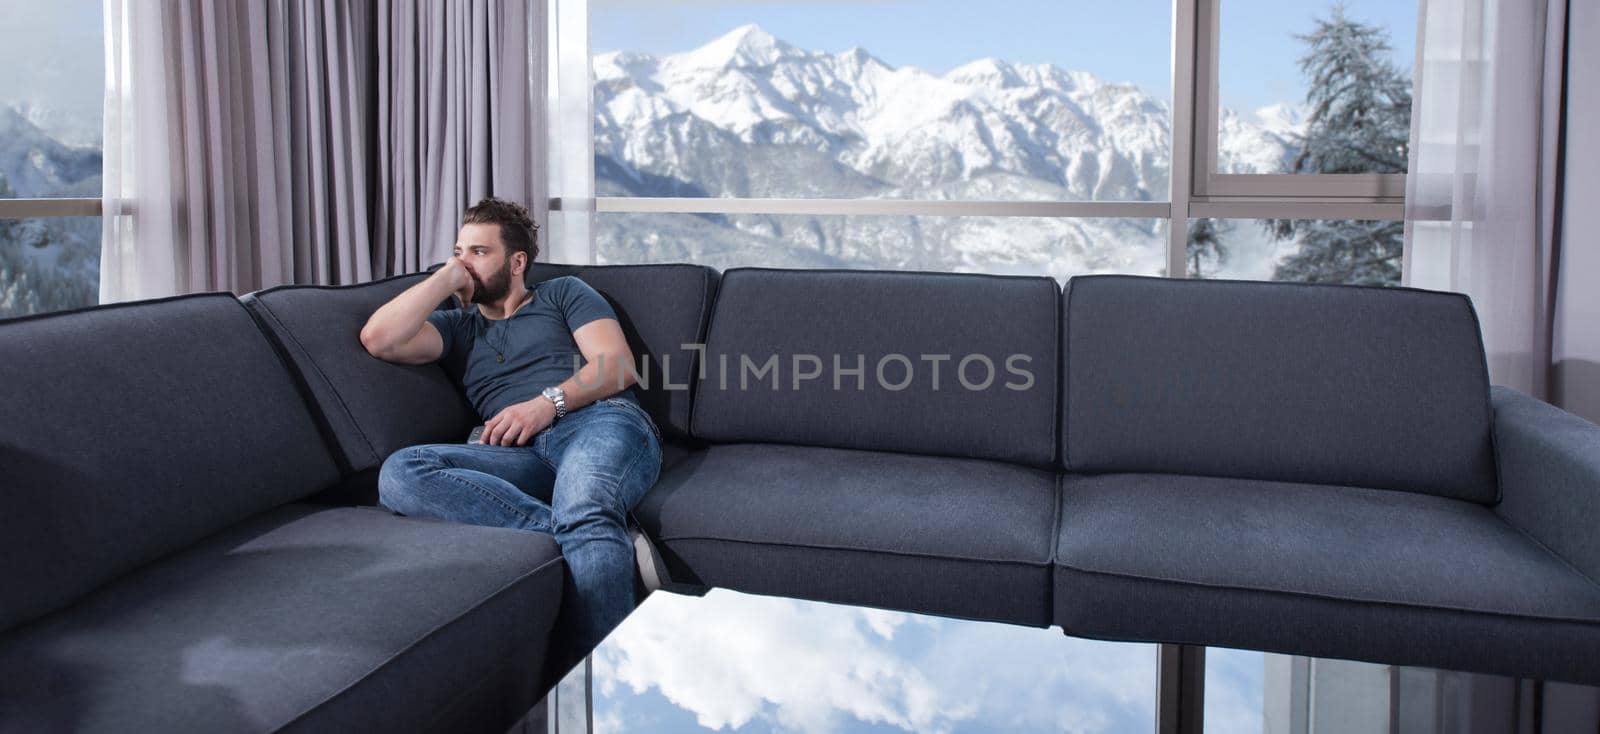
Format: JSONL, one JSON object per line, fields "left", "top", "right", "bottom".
{"left": 101, "top": 0, "right": 178, "bottom": 302}
{"left": 100, "top": 0, "right": 547, "bottom": 303}
{"left": 1403, "top": 0, "right": 1567, "bottom": 398}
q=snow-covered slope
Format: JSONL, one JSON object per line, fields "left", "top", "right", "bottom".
{"left": 0, "top": 105, "right": 103, "bottom": 317}
{"left": 593, "top": 25, "right": 1300, "bottom": 278}
{"left": 0, "top": 105, "right": 102, "bottom": 198}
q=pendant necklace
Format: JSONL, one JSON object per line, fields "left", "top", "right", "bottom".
{"left": 482, "top": 319, "right": 510, "bottom": 363}
{"left": 478, "top": 289, "right": 529, "bottom": 364}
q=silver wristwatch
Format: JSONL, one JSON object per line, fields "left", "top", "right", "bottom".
{"left": 541, "top": 386, "right": 567, "bottom": 421}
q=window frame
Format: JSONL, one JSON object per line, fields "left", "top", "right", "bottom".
{"left": 0, "top": 199, "right": 102, "bottom": 219}
{"left": 1189, "top": 0, "right": 1410, "bottom": 202}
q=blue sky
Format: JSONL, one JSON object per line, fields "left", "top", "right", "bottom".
{"left": 6, "top": 0, "right": 1420, "bottom": 131}
{"left": 1, "top": 0, "right": 1416, "bottom": 143}
{"left": 592, "top": 0, "right": 1417, "bottom": 114}
{"left": 0, "top": 0, "right": 103, "bottom": 144}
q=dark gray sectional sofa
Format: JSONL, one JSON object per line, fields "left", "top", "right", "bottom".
{"left": 3, "top": 262, "right": 1597, "bottom": 731}
{"left": 1, "top": 291, "right": 563, "bottom": 732}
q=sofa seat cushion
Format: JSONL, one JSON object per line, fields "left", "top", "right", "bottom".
{"left": 0, "top": 504, "right": 564, "bottom": 733}
{"left": 1054, "top": 473, "right": 1600, "bottom": 684}
{"left": 635, "top": 443, "right": 1060, "bottom": 626}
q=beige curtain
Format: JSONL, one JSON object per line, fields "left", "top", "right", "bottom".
{"left": 376, "top": 0, "right": 548, "bottom": 275}
{"left": 100, "top": 0, "right": 546, "bottom": 302}
{"left": 1550, "top": 0, "right": 1600, "bottom": 422}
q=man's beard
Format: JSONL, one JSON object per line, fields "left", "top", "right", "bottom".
{"left": 470, "top": 263, "right": 513, "bottom": 304}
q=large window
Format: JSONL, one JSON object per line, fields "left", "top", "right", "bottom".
{"left": 592, "top": 3, "right": 1172, "bottom": 203}
{"left": 0, "top": 0, "right": 104, "bottom": 319}
{"left": 578, "top": 0, "right": 1175, "bottom": 279}
{"left": 560, "top": 0, "right": 1416, "bottom": 286}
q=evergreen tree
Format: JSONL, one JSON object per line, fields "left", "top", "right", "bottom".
{"left": 1272, "top": 218, "right": 1404, "bottom": 285}
{"left": 1185, "top": 217, "right": 1230, "bottom": 278}
{"left": 1289, "top": 5, "right": 1410, "bottom": 175}
{"left": 1268, "top": 4, "right": 1411, "bottom": 286}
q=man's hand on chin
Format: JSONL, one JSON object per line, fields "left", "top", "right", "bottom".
{"left": 480, "top": 398, "right": 557, "bottom": 446}
{"left": 439, "top": 256, "right": 476, "bottom": 306}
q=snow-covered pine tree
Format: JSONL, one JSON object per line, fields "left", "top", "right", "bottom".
{"left": 1268, "top": 5, "right": 1411, "bottom": 285}
{"left": 1185, "top": 217, "right": 1231, "bottom": 279}
{"left": 0, "top": 174, "right": 23, "bottom": 312}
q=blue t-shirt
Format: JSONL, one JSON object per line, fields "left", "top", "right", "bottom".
{"left": 427, "top": 276, "right": 640, "bottom": 421}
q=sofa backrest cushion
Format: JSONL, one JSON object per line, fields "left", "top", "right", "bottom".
{"left": 691, "top": 268, "right": 1060, "bottom": 467}
{"left": 527, "top": 263, "right": 719, "bottom": 440}
{"left": 240, "top": 271, "right": 478, "bottom": 478}
{"left": 0, "top": 294, "right": 342, "bottom": 631}
{"left": 1061, "top": 275, "right": 1498, "bottom": 503}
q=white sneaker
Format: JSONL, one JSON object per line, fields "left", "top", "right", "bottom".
{"left": 630, "top": 523, "right": 669, "bottom": 595}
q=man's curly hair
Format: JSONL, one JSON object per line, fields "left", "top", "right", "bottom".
{"left": 461, "top": 197, "right": 540, "bottom": 268}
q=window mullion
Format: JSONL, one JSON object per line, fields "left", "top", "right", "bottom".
{"left": 0, "top": 199, "right": 103, "bottom": 219}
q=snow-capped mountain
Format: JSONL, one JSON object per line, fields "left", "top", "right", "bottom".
{"left": 592, "top": 25, "right": 1301, "bottom": 279}
{"left": 0, "top": 105, "right": 102, "bottom": 198}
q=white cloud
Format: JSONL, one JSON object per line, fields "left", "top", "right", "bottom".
{"left": 592, "top": 589, "right": 1163, "bottom": 733}
{"left": 595, "top": 590, "right": 961, "bottom": 733}
{"left": 593, "top": 709, "right": 627, "bottom": 734}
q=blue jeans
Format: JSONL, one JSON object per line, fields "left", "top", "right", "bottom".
{"left": 377, "top": 397, "right": 663, "bottom": 653}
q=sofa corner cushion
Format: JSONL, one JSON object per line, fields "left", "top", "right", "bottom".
{"left": 241, "top": 272, "right": 479, "bottom": 473}
{"left": 1061, "top": 275, "right": 1497, "bottom": 502}
{"left": 635, "top": 443, "right": 1060, "bottom": 626}
{"left": 0, "top": 504, "right": 564, "bottom": 733}
{"left": 1052, "top": 473, "right": 1600, "bottom": 684}
{"left": 691, "top": 268, "right": 1060, "bottom": 467}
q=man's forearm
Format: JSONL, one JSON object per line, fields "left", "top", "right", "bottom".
{"left": 556, "top": 352, "right": 638, "bottom": 412}
{"left": 360, "top": 269, "right": 458, "bottom": 351}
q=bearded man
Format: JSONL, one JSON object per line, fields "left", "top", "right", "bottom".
{"left": 359, "top": 197, "right": 662, "bottom": 662}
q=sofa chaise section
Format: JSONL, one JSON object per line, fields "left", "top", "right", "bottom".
{"left": 0, "top": 293, "right": 566, "bottom": 731}
{"left": 0, "top": 505, "right": 563, "bottom": 733}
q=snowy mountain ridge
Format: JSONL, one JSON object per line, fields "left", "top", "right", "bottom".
{"left": 594, "top": 23, "right": 1300, "bottom": 201}
{"left": 0, "top": 104, "right": 102, "bottom": 198}
{"left": 592, "top": 24, "right": 1300, "bottom": 278}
